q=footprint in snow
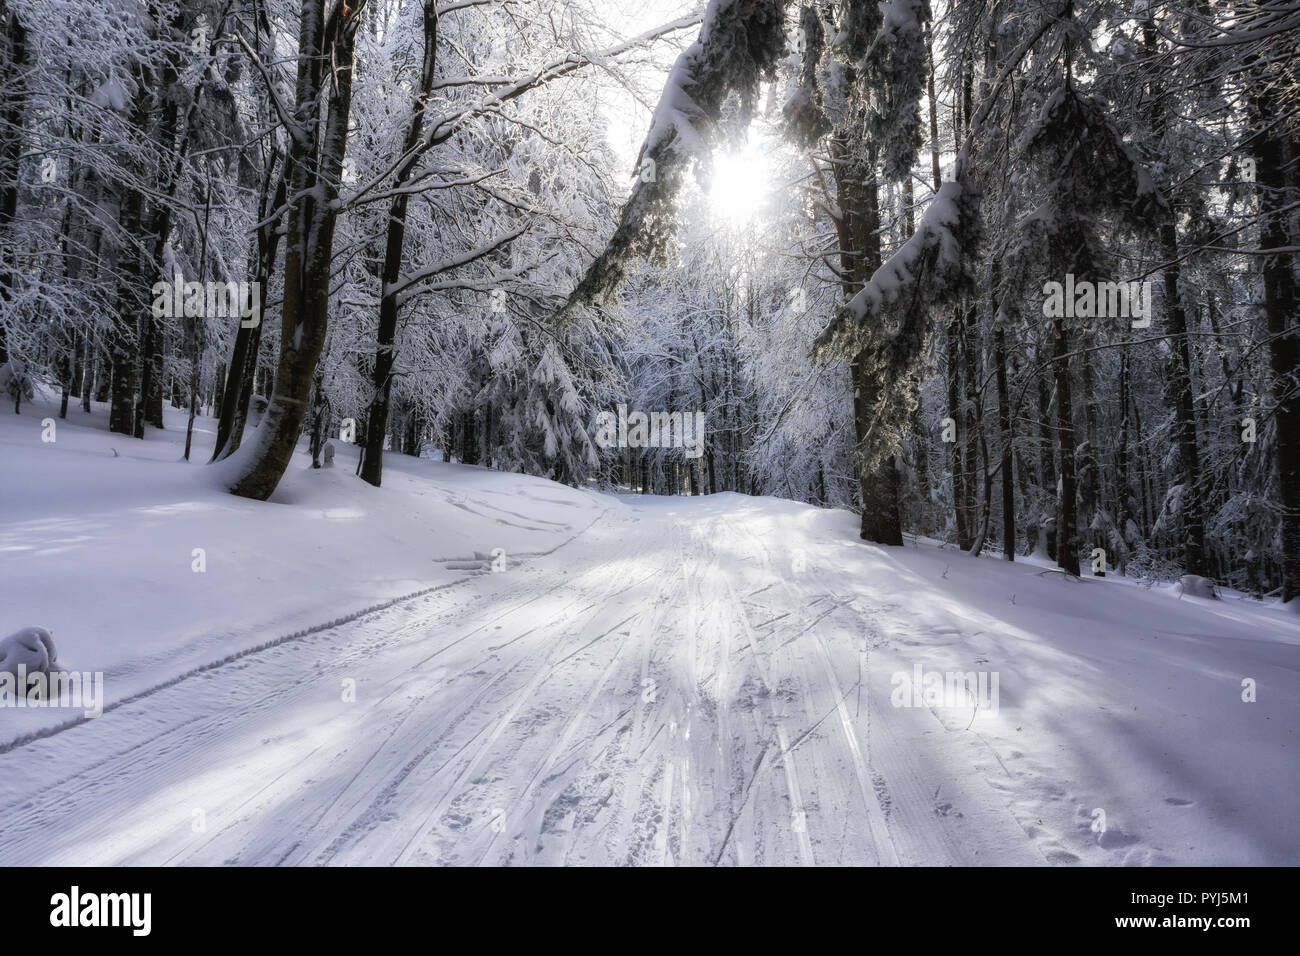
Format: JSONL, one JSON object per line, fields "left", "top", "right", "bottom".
{"left": 1096, "top": 827, "right": 1141, "bottom": 849}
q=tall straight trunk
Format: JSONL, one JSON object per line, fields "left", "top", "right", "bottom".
{"left": 184, "top": 187, "right": 212, "bottom": 460}
{"left": 993, "top": 323, "right": 1014, "bottom": 560}
{"left": 1116, "top": 350, "right": 1135, "bottom": 571}
{"left": 109, "top": 170, "right": 145, "bottom": 435}
{"left": 967, "top": 416, "right": 994, "bottom": 556}
{"left": 212, "top": 168, "right": 283, "bottom": 461}
{"left": 904, "top": 144, "right": 928, "bottom": 533}
{"left": 828, "top": 117, "right": 900, "bottom": 544}
{"left": 134, "top": 74, "right": 172, "bottom": 436}
{"left": 945, "top": 54, "right": 974, "bottom": 551}
{"left": 1079, "top": 346, "right": 1101, "bottom": 566}
{"left": 920, "top": 31, "right": 941, "bottom": 538}
{"left": 228, "top": 0, "right": 368, "bottom": 500}
{"left": 134, "top": 314, "right": 164, "bottom": 435}
{"left": 948, "top": 315, "right": 970, "bottom": 548}
{"left": 107, "top": 12, "right": 171, "bottom": 438}
{"left": 1142, "top": 15, "right": 1207, "bottom": 575}
{"left": 80, "top": 331, "right": 95, "bottom": 412}
{"left": 1133, "top": 396, "right": 1152, "bottom": 537}
{"left": 1157, "top": 219, "right": 1208, "bottom": 575}
{"left": 212, "top": 361, "right": 225, "bottom": 415}
{"left": 93, "top": 344, "right": 111, "bottom": 403}
{"left": 70, "top": 328, "right": 84, "bottom": 398}
{"left": 924, "top": 20, "right": 942, "bottom": 193}
{"left": 212, "top": 4, "right": 283, "bottom": 461}
{"left": 360, "top": 1, "right": 439, "bottom": 488}
{"left": 961, "top": 304, "right": 984, "bottom": 551}
{"left": 0, "top": 0, "right": 27, "bottom": 367}
{"left": 142, "top": 7, "right": 223, "bottom": 436}
{"left": 1036, "top": 367, "right": 1056, "bottom": 553}
{"left": 1250, "top": 79, "right": 1300, "bottom": 602}
{"left": 1052, "top": 317, "right": 1080, "bottom": 575}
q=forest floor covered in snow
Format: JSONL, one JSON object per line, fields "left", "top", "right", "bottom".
{"left": 1, "top": 391, "right": 1298, "bottom": 865}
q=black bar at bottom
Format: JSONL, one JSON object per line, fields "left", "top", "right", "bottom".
{"left": 3, "top": 865, "right": 1279, "bottom": 942}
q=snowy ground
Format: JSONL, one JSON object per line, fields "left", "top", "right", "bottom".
{"left": 2, "top": 393, "right": 1298, "bottom": 865}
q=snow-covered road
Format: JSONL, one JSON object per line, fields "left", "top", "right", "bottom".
{"left": 2, "top": 488, "right": 1296, "bottom": 866}
{"left": 0, "top": 495, "right": 1045, "bottom": 866}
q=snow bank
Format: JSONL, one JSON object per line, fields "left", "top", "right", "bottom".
{"left": 0, "top": 389, "right": 615, "bottom": 738}
{"left": 0, "top": 626, "right": 58, "bottom": 675}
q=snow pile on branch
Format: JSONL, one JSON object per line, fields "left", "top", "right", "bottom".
{"left": 813, "top": 176, "right": 970, "bottom": 363}
{"left": 852, "top": 179, "right": 962, "bottom": 323}
{"left": 563, "top": 0, "right": 788, "bottom": 311}
{"left": 864, "top": 0, "right": 930, "bottom": 181}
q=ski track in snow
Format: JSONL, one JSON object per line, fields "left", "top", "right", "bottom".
{"left": 0, "top": 493, "right": 1292, "bottom": 866}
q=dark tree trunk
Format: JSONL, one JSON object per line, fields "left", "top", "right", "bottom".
{"left": 360, "top": 1, "right": 439, "bottom": 488}
{"left": 108, "top": 174, "right": 144, "bottom": 435}
{"left": 948, "top": 316, "right": 970, "bottom": 548}
{"left": 1079, "top": 347, "right": 1101, "bottom": 566}
{"left": 212, "top": 170, "right": 281, "bottom": 462}
{"left": 829, "top": 125, "right": 901, "bottom": 546}
{"left": 1158, "top": 219, "right": 1208, "bottom": 576}
{"left": 1142, "top": 15, "right": 1207, "bottom": 576}
{"left": 994, "top": 322, "right": 1015, "bottom": 560}
{"left": 961, "top": 304, "right": 985, "bottom": 553}
{"left": 0, "top": 0, "right": 28, "bottom": 368}
{"left": 80, "top": 332, "right": 94, "bottom": 412}
{"left": 1250, "top": 79, "right": 1300, "bottom": 602}
{"left": 1037, "top": 364, "right": 1056, "bottom": 559}
{"left": 228, "top": 1, "right": 368, "bottom": 500}
{"left": 1116, "top": 351, "right": 1135, "bottom": 572}
{"left": 1052, "top": 317, "right": 1080, "bottom": 575}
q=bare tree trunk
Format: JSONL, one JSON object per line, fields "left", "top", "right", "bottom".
{"left": 1036, "top": 370, "right": 1056, "bottom": 559}
{"left": 948, "top": 316, "right": 970, "bottom": 548}
{"left": 360, "top": 1, "right": 439, "bottom": 487}
{"left": 1052, "top": 317, "right": 1080, "bottom": 575}
{"left": 961, "top": 305, "right": 984, "bottom": 552}
{"left": 994, "top": 322, "right": 1015, "bottom": 560}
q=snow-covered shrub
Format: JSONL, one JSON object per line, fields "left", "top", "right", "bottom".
{"left": 1126, "top": 542, "right": 1183, "bottom": 589}
{"left": 0, "top": 360, "right": 36, "bottom": 414}
{"left": 1178, "top": 575, "right": 1221, "bottom": 600}
{"left": 0, "top": 626, "right": 59, "bottom": 675}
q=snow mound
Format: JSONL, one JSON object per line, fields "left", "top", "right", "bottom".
{"left": 1177, "top": 575, "right": 1220, "bottom": 600}
{"left": 0, "top": 626, "right": 59, "bottom": 675}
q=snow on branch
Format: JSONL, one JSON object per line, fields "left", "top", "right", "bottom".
{"left": 393, "top": 223, "right": 532, "bottom": 305}
{"left": 813, "top": 3, "right": 1068, "bottom": 362}
{"left": 341, "top": 13, "right": 703, "bottom": 213}
{"left": 562, "top": 0, "right": 789, "bottom": 311}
